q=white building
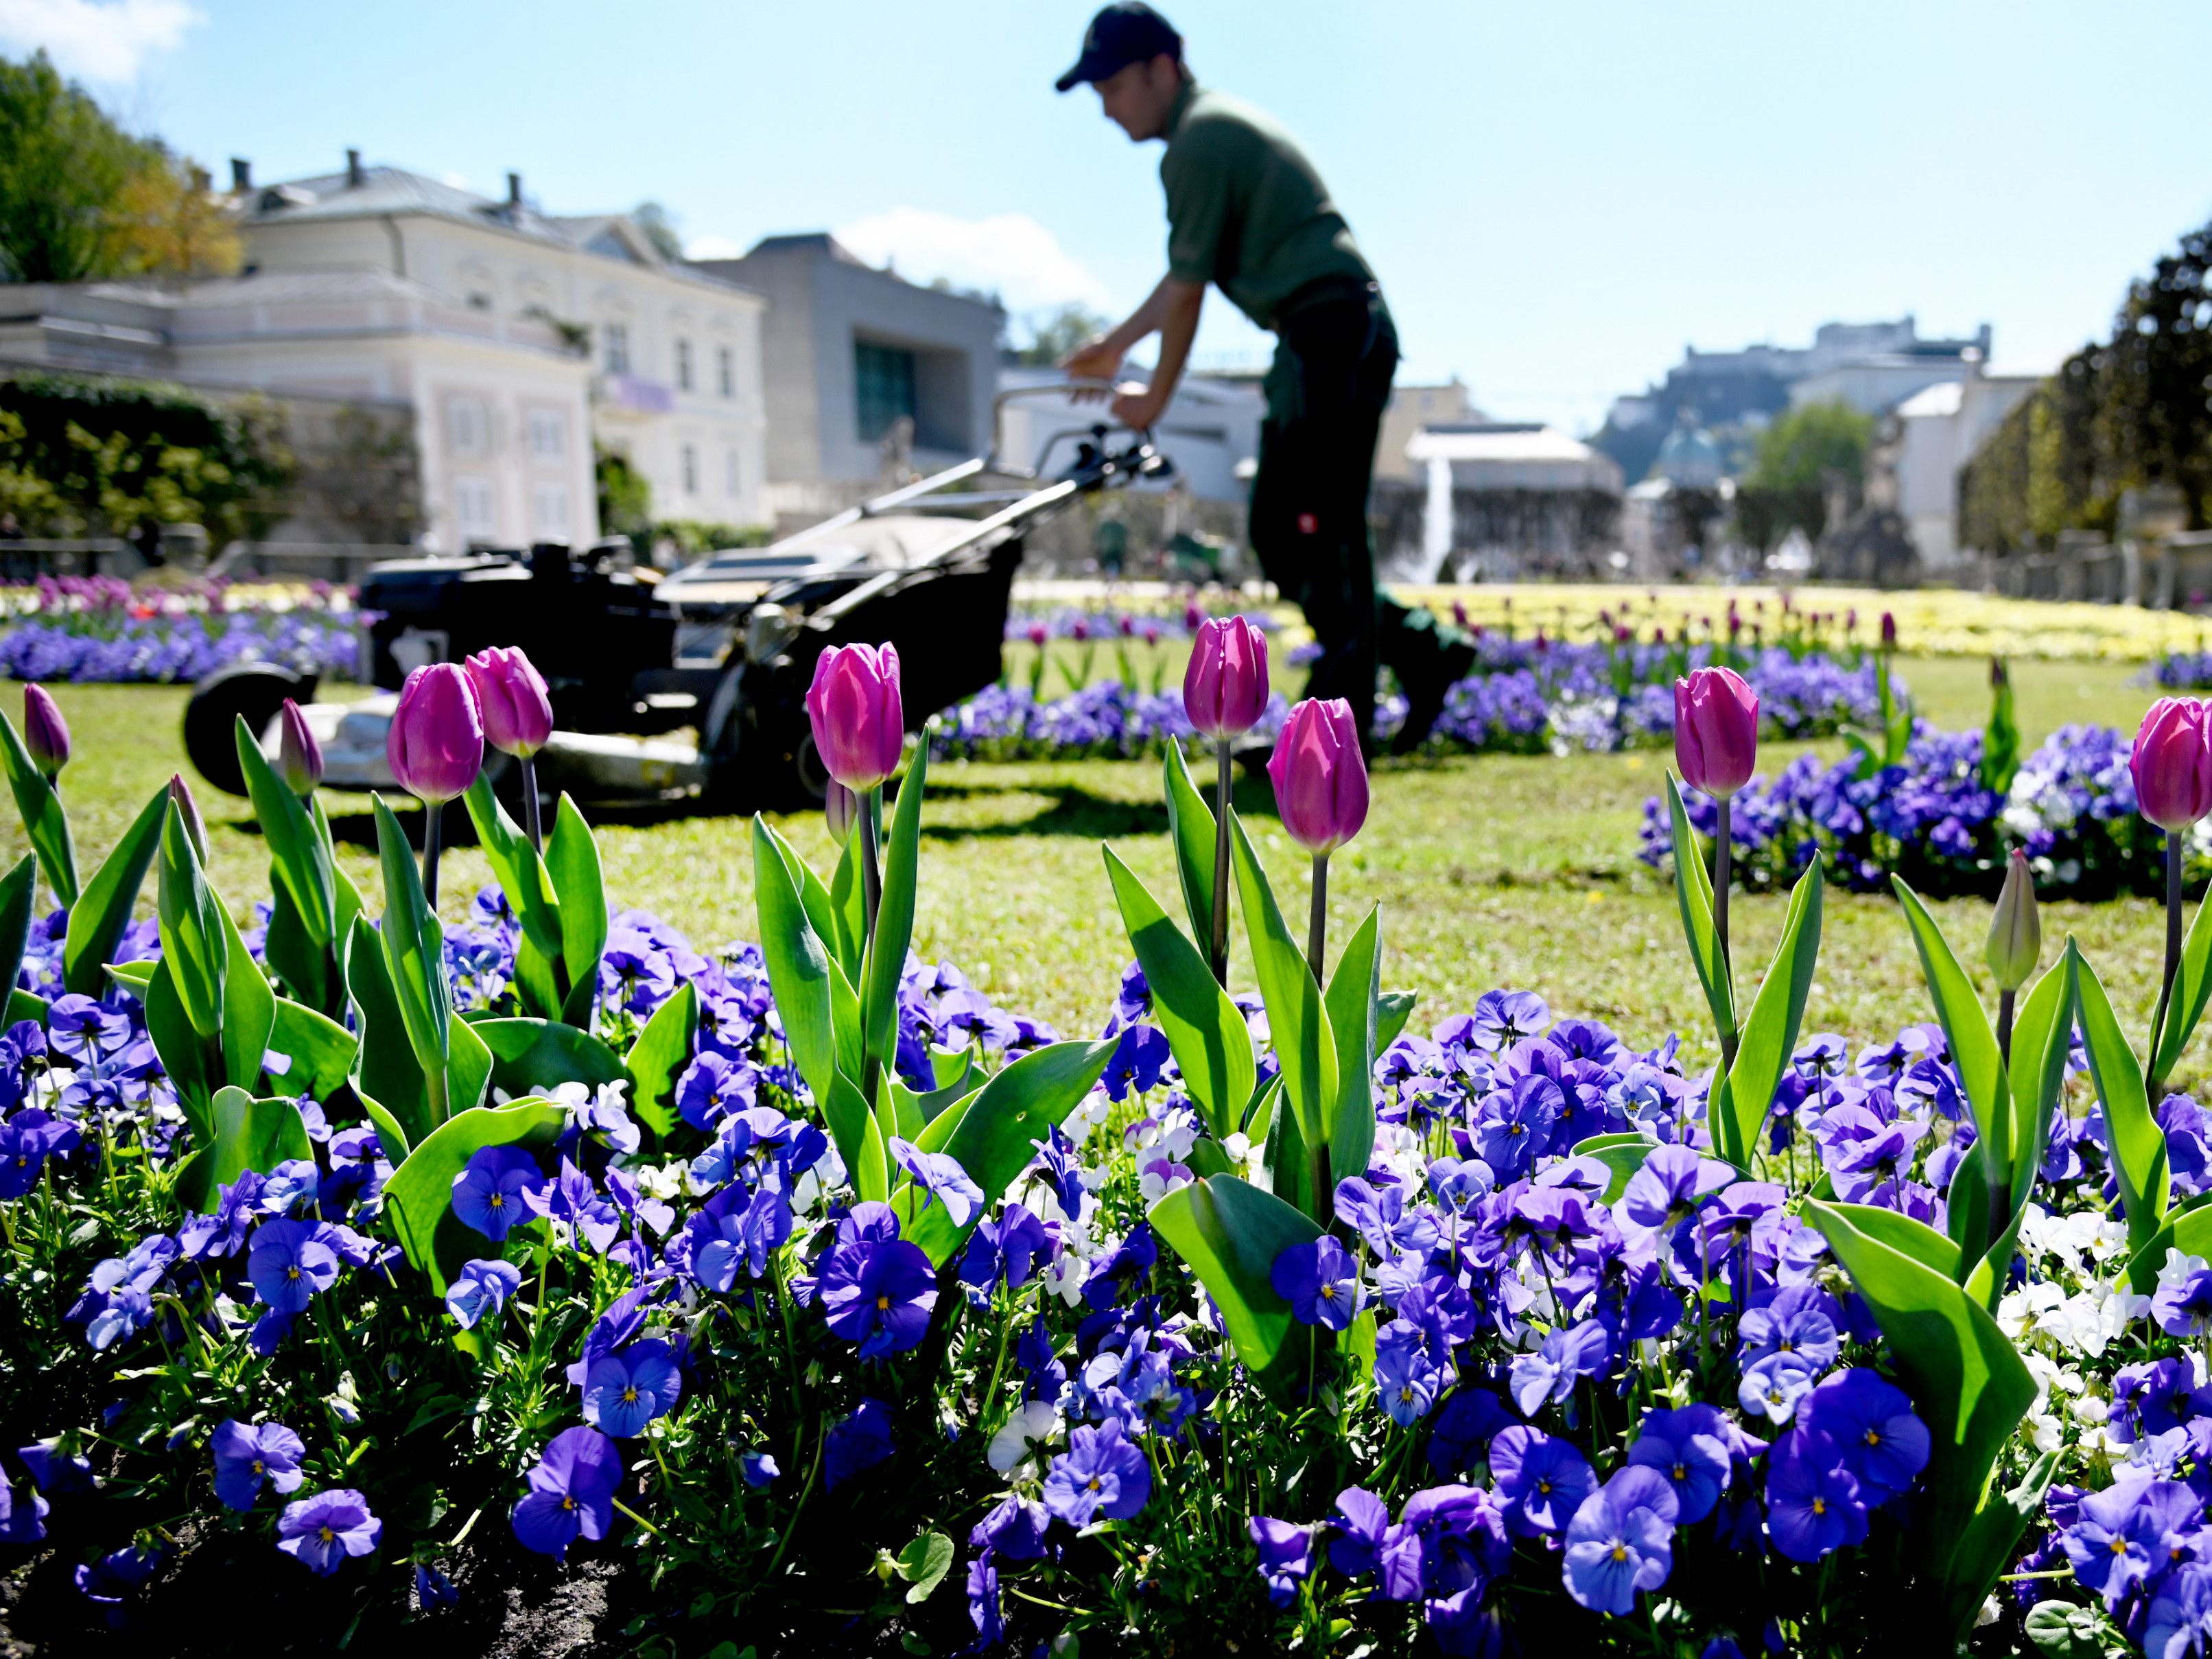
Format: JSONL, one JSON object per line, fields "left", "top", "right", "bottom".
{"left": 1888, "top": 360, "right": 2047, "bottom": 571}
{"left": 994, "top": 366, "right": 1264, "bottom": 503}
{"left": 229, "top": 154, "right": 770, "bottom": 548}
{"left": 1404, "top": 423, "right": 1624, "bottom": 579}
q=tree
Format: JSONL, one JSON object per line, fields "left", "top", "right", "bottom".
{"left": 596, "top": 445, "right": 652, "bottom": 543}
{"left": 2097, "top": 215, "right": 2212, "bottom": 528}
{"left": 0, "top": 370, "right": 294, "bottom": 544}
{"left": 633, "top": 202, "right": 684, "bottom": 263}
{"left": 0, "top": 51, "right": 161, "bottom": 282}
{"left": 113, "top": 148, "right": 241, "bottom": 281}
{"left": 1017, "top": 303, "right": 1110, "bottom": 368}
{"left": 1737, "top": 400, "right": 1875, "bottom": 549}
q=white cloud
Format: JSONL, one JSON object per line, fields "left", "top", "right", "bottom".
{"left": 684, "top": 233, "right": 743, "bottom": 261}
{"left": 0, "top": 0, "right": 202, "bottom": 83}
{"left": 831, "top": 207, "right": 1116, "bottom": 317}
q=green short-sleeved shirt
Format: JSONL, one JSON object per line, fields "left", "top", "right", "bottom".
{"left": 1160, "top": 80, "right": 1376, "bottom": 332}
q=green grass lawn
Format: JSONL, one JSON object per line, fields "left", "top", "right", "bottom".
{"left": 2, "top": 652, "right": 2185, "bottom": 1077}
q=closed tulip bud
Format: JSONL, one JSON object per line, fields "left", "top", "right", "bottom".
{"left": 1986, "top": 849, "right": 2040, "bottom": 992}
{"left": 278, "top": 699, "right": 322, "bottom": 795}
{"left": 21, "top": 684, "right": 68, "bottom": 779}
{"left": 1183, "top": 615, "right": 1270, "bottom": 739}
{"left": 2132, "top": 697, "right": 2212, "bottom": 832}
{"left": 803, "top": 643, "right": 904, "bottom": 792}
{"left": 1880, "top": 611, "right": 1898, "bottom": 650}
{"left": 1672, "top": 666, "right": 1759, "bottom": 799}
{"left": 465, "top": 646, "right": 554, "bottom": 759}
{"left": 1026, "top": 622, "right": 1047, "bottom": 648}
{"left": 386, "top": 663, "right": 484, "bottom": 805}
{"left": 167, "top": 773, "right": 209, "bottom": 863}
{"left": 825, "top": 779, "right": 858, "bottom": 842}
{"left": 1267, "top": 698, "right": 1367, "bottom": 856}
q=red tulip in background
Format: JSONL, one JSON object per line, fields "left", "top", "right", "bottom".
{"left": 1673, "top": 668, "right": 1758, "bottom": 799}
{"left": 2132, "top": 697, "right": 2212, "bottom": 832}
{"left": 1268, "top": 698, "right": 1369, "bottom": 858}
{"left": 805, "top": 644, "right": 904, "bottom": 793}
{"left": 22, "top": 684, "right": 69, "bottom": 779}
{"left": 279, "top": 699, "right": 322, "bottom": 795}
{"left": 387, "top": 663, "right": 484, "bottom": 805}
{"left": 467, "top": 647, "right": 555, "bottom": 760}
{"left": 1183, "top": 616, "right": 1271, "bottom": 739}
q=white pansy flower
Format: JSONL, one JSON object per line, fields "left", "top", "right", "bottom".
{"left": 987, "top": 1400, "right": 1061, "bottom": 1480}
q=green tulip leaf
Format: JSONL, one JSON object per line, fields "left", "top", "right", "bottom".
{"left": 545, "top": 794, "right": 608, "bottom": 1028}
{"left": 216, "top": 896, "right": 276, "bottom": 1100}
{"left": 1805, "top": 1198, "right": 2037, "bottom": 1574}
{"left": 2071, "top": 942, "right": 2169, "bottom": 1275}
{"left": 383, "top": 1098, "right": 567, "bottom": 1295}
{"left": 1570, "top": 1133, "right": 1656, "bottom": 1204}
{"left": 1229, "top": 815, "right": 1337, "bottom": 1153}
{"left": 1149, "top": 1174, "right": 1322, "bottom": 1398}
{"left": 864, "top": 751, "right": 927, "bottom": 1087}
{"left": 0, "top": 856, "right": 34, "bottom": 1013}
{"left": 469, "top": 1016, "right": 628, "bottom": 1098}
{"left": 1938, "top": 1450, "right": 2060, "bottom": 1638}
{"left": 462, "top": 773, "right": 565, "bottom": 965}
{"left": 1323, "top": 905, "right": 1381, "bottom": 1188}
{"left": 372, "top": 795, "right": 451, "bottom": 1079}
{"left": 1162, "top": 738, "right": 1221, "bottom": 944}
{"left": 60, "top": 784, "right": 164, "bottom": 997}
{"left": 155, "top": 801, "right": 226, "bottom": 1039}
{"left": 143, "top": 958, "right": 213, "bottom": 1143}
{"left": 237, "top": 715, "right": 336, "bottom": 948}
{"left": 1892, "top": 876, "right": 2009, "bottom": 1193}
{"left": 1665, "top": 772, "right": 1735, "bottom": 1048}
{"left": 624, "top": 981, "right": 698, "bottom": 1138}
{"left": 1103, "top": 846, "right": 1255, "bottom": 1141}
{"left": 2153, "top": 878, "right": 2212, "bottom": 1091}
{"left": 1720, "top": 860, "right": 1822, "bottom": 1166}
{"left": 752, "top": 816, "right": 840, "bottom": 1107}
{"left": 263, "top": 884, "right": 326, "bottom": 1013}
{"left": 901, "top": 1037, "right": 1116, "bottom": 1266}
{"left": 267, "top": 997, "right": 359, "bottom": 1103}
{"left": 0, "top": 711, "right": 75, "bottom": 909}
{"left": 1377, "top": 990, "right": 1418, "bottom": 1054}
{"left": 345, "top": 915, "right": 434, "bottom": 1151}
{"left": 173, "top": 1086, "right": 315, "bottom": 1213}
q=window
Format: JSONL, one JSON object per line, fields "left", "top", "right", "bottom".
{"left": 674, "top": 338, "right": 694, "bottom": 392}
{"left": 854, "top": 339, "right": 917, "bottom": 442}
{"left": 716, "top": 345, "right": 734, "bottom": 399}
{"left": 682, "top": 444, "right": 698, "bottom": 495}
{"left": 446, "top": 397, "right": 489, "bottom": 459}
{"left": 526, "top": 409, "right": 565, "bottom": 462}
{"left": 454, "top": 476, "right": 495, "bottom": 539}
{"left": 602, "top": 321, "right": 630, "bottom": 375}
{"left": 532, "top": 484, "right": 569, "bottom": 535}
{"left": 724, "top": 447, "right": 740, "bottom": 497}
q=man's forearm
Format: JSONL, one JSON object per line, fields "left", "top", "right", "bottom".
{"left": 1098, "top": 274, "right": 1193, "bottom": 358}
{"left": 1144, "top": 279, "right": 1205, "bottom": 408}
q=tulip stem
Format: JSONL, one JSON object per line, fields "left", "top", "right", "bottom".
{"left": 421, "top": 799, "right": 443, "bottom": 910}
{"left": 1306, "top": 853, "right": 1329, "bottom": 985}
{"left": 1996, "top": 989, "right": 2016, "bottom": 1068}
{"left": 2152, "top": 827, "right": 2184, "bottom": 1079}
{"left": 860, "top": 788, "right": 884, "bottom": 1106}
{"left": 1210, "top": 743, "right": 1233, "bottom": 986}
{"left": 521, "top": 757, "right": 542, "bottom": 855}
{"left": 1715, "top": 796, "right": 1736, "bottom": 1074}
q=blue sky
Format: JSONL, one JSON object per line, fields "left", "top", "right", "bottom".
{"left": 10, "top": 0, "right": 2211, "bottom": 433}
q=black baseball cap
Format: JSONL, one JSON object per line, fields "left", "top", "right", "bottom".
{"left": 1055, "top": 3, "right": 1182, "bottom": 92}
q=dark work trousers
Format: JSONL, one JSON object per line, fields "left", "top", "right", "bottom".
{"left": 1248, "top": 289, "right": 1458, "bottom": 747}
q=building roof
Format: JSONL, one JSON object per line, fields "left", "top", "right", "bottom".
{"left": 1404, "top": 422, "right": 1600, "bottom": 465}
{"left": 1896, "top": 381, "right": 1964, "bottom": 419}
{"left": 85, "top": 268, "right": 445, "bottom": 309}
{"left": 240, "top": 163, "right": 760, "bottom": 301}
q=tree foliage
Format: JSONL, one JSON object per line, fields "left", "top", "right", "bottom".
{"left": 631, "top": 202, "right": 683, "bottom": 264}
{"left": 594, "top": 445, "right": 652, "bottom": 543}
{"left": 1962, "top": 215, "right": 2212, "bottom": 554}
{"left": 1016, "top": 303, "right": 1111, "bottom": 368}
{"left": 113, "top": 149, "right": 242, "bottom": 281}
{"left": 1744, "top": 401, "right": 1876, "bottom": 495}
{"left": 0, "top": 371, "right": 294, "bottom": 543}
{"left": 0, "top": 51, "right": 159, "bottom": 282}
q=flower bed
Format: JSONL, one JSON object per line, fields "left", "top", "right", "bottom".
{"left": 0, "top": 648, "right": 2199, "bottom": 1658}
{"left": 1638, "top": 721, "right": 2200, "bottom": 900}
{"left": 939, "top": 644, "right": 1879, "bottom": 762}
{"left": 0, "top": 576, "right": 361, "bottom": 683}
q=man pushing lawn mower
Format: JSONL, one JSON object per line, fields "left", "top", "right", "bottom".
{"left": 1055, "top": 2, "right": 1474, "bottom": 754}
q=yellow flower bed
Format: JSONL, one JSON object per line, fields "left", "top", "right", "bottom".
{"left": 1388, "top": 583, "right": 2209, "bottom": 663}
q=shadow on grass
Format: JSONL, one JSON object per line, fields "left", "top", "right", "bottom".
{"left": 917, "top": 775, "right": 1282, "bottom": 842}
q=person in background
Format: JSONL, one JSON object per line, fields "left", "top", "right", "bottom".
{"left": 1055, "top": 1, "right": 1473, "bottom": 752}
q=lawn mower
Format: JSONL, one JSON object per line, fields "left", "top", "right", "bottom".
{"left": 183, "top": 385, "right": 1172, "bottom": 814}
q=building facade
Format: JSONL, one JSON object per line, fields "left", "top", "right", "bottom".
{"left": 231, "top": 156, "right": 770, "bottom": 549}
{"left": 690, "top": 235, "right": 1002, "bottom": 526}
